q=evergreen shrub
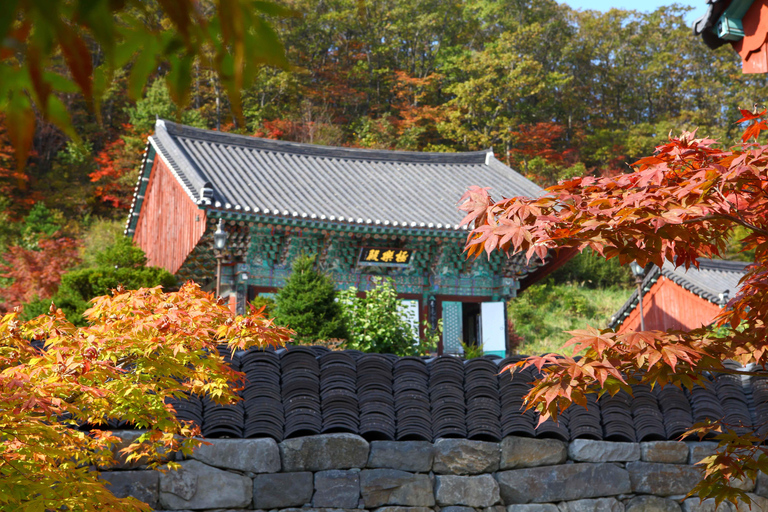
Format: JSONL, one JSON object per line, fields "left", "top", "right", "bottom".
{"left": 274, "top": 254, "right": 347, "bottom": 342}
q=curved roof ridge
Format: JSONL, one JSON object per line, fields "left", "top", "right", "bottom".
{"left": 133, "top": 119, "right": 544, "bottom": 233}
{"left": 694, "top": 258, "right": 751, "bottom": 271}
{"left": 161, "top": 119, "right": 491, "bottom": 164}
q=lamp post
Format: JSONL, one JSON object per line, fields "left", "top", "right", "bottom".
{"left": 235, "top": 263, "right": 249, "bottom": 315}
{"left": 213, "top": 219, "right": 228, "bottom": 297}
{"left": 629, "top": 262, "right": 646, "bottom": 331}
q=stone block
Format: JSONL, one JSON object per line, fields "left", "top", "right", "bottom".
{"left": 687, "top": 442, "right": 719, "bottom": 465}
{"left": 158, "top": 460, "right": 252, "bottom": 510}
{"left": 757, "top": 472, "right": 768, "bottom": 497}
{"left": 278, "top": 509, "right": 360, "bottom": 512}
{"left": 484, "top": 506, "right": 506, "bottom": 512}
{"left": 640, "top": 442, "right": 689, "bottom": 464}
{"left": 368, "top": 441, "right": 434, "bottom": 472}
{"left": 625, "top": 496, "right": 681, "bottom": 512}
{"left": 253, "top": 471, "right": 313, "bottom": 509}
{"left": 442, "top": 507, "right": 477, "bottom": 512}
{"left": 558, "top": 498, "right": 624, "bottom": 512}
{"left": 314, "top": 470, "right": 360, "bottom": 508}
{"left": 99, "top": 470, "right": 159, "bottom": 509}
{"left": 433, "top": 439, "right": 500, "bottom": 475}
{"left": 495, "top": 463, "right": 631, "bottom": 503}
{"left": 373, "top": 507, "right": 434, "bottom": 512}
{"left": 568, "top": 440, "right": 640, "bottom": 462}
{"left": 435, "top": 474, "right": 501, "bottom": 507}
{"left": 281, "top": 434, "right": 369, "bottom": 471}
{"left": 681, "top": 498, "right": 734, "bottom": 512}
{"left": 507, "top": 505, "right": 560, "bottom": 512}
{"left": 359, "top": 469, "right": 435, "bottom": 507}
{"left": 733, "top": 476, "right": 756, "bottom": 492}
{"left": 627, "top": 462, "right": 703, "bottom": 496}
{"left": 190, "top": 438, "right": 280, "bottom": 473}
{"left": 500, "top": 436, "right": 567, "bottom": 469}
{"left": 734, "top": 493, "right": 768, "bottom": 512}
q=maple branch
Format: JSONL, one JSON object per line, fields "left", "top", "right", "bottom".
{"left": 680, "top": 213, "right": 768, "bottom": 238}
{"left": 712, "top": 186, "right": 765, "bottom": 238}
{"left": 686, "top": 366, "right": 768, "bottom": 377}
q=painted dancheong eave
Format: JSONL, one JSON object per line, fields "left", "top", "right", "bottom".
{"left": 133, "top": 156, "right": 207, "bottom": 274}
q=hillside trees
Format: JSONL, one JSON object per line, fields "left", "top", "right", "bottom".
{"left": 22, "top": 236, "right": 176, "bottom": 324}
{"left": 439, "top": 25, "right": 567, "bottom": 162}
{"left": 460, "top": 112, "right": 768, "bottom": 505}
{"left": 0, "top": 282, "right": 293, "bottom": 511}
{"left": 0, "top": 203, "right": 80, "bottom": 312}
{"left": 0, "top": 0, "right": 289, "bottom": 168}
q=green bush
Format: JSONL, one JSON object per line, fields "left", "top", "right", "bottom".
{"left": 550, "top": 248, "right": 633, "bottom": 289}
{"left": 508, "top": 281, "right": 629, "bottom": 355}
{"left": 93, "top": 235, "right": 147, "bottom": 268}
{"left": 274, "top": 254, "right": 347, "bottom": 342}
{"left": 250, "top": 295, "right": 276, "bottom": 318}
{"left": 338, "top": 277, "right": 417, "bottom": 355}
{"left": 22, "top": 237, "right": 175, "bottom": 325}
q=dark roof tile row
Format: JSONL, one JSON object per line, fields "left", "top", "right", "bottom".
{"left": 159, "top": 347, "right": 767, "bottom": 443}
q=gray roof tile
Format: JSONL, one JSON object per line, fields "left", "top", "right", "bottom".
{"left": 147, "top": 120, "right": 543, "bottom": 229}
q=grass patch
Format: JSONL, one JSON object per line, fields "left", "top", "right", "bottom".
{"left": 509, "top": 281, "right": 630, "bottom": 356}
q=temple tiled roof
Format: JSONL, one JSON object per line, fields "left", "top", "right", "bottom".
{"left": 608, "top": 259, "right": 749, "bottom": 329}
{"left": 692, "top": 0, "right": 731, "bottom": 49}
{"left": 140, "top": 120, "right": 543, "bottom": 234}
{"left": 150, "top": 346, "right": 764, "bottom": 444}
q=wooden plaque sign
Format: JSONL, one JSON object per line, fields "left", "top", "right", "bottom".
{"left": 358, "top": 247, "right": 413, "bottom": 267}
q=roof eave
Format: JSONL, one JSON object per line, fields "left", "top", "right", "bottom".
{"left": 124, "top": 142, "right": 155, "bottom": 238}
{"left": 206, "top": 205, "right": 472, "bottom": 238}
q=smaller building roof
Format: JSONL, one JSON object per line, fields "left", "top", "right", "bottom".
{"left": 609, "top": 258, "right": 749, "bottom": 329}
{"left": 139, "top": 120, "right": 543, "bottom": 234}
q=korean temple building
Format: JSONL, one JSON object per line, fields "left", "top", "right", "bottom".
{"left": 125, "top": 120, "right": 571, "bottom": 356}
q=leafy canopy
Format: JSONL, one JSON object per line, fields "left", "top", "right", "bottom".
{"left": 0, "top": 282, "right": 293, "bottom": 511}
{"left": 0, "top": 0, "right": 292, "bottom": 169}
{"left": 339, "top": 277, "right": 418, "bottom": 356}
{"left": 21, "top": 236, "right": 176, "bottom": 325}
{"left": 461, "top": 110, "right": 768, "bottom": 506}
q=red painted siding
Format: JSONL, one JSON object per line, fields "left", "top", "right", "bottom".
{"left": 618, "top": 276, "right": 722, "bottom": 333}
{"left": 133, "top": 156, "right": 207, "bottom": 274}
{"left": 734, "top": 0, "right": 768, "bottom": 73}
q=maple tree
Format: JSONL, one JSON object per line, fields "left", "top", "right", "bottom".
{"left": 0, "top": 0, "right": 290, "bottom": 171}
{"left": 461, "top": 109, "right": 768, "bottom": 506}
{"left": 0, "top": 282, "right": 293, "bottom": 511}
{"left": 0, "top": 236, "right": 80, "bottom": 313}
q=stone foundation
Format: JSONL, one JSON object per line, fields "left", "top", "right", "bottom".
{"left": 98, "top": 433, "right": 768, "bottom": 512}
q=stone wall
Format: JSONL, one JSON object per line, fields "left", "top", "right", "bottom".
{"left": 99, "top": 433, "right": 768, "bottom": 512}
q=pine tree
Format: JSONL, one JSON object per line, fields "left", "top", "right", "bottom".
{"left": 275, "top": 254, "right": 347, "bottom": 342}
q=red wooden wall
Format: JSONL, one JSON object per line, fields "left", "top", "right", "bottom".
{"left": 734, "top": 0, "right": 768, "bottom": 73}
{"left": 618, "top": 276, "right": 722, "bottom": 333}
{"left": 133, "top": 156, "right": 207, "bottom": 274}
